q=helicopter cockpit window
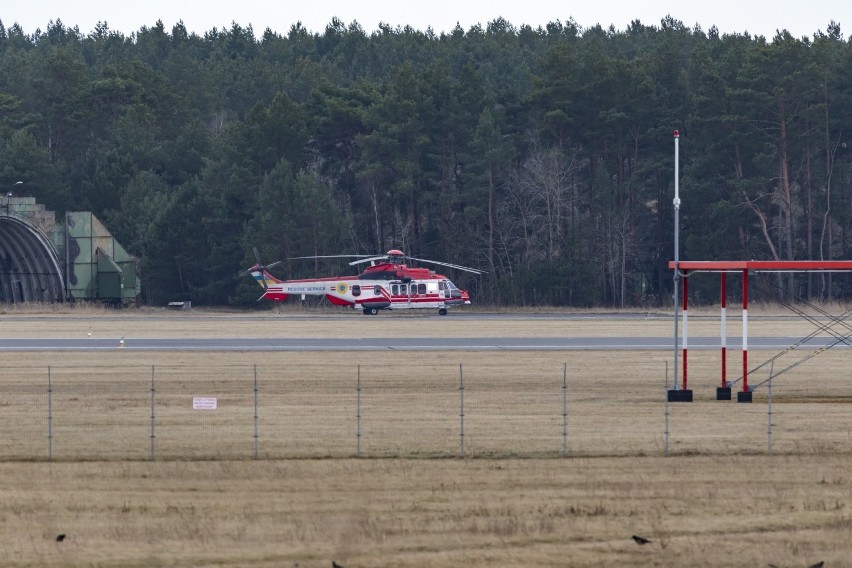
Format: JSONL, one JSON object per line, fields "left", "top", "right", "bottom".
{"left": 439, "top": 281, "right": 447, "bottom": 291}
{"left": 352, "top": 285, "right": 361, "bottom": 297}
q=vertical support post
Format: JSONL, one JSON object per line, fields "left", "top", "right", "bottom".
{"left": 356, "top": 365, "right": 361, "bottom": 457}
{"left": 717, "top": 272, "right": 732, "bottom": 400}
{"left": 459, "top": 363, "right": 465, "bottom": 458}
{"left": 721, "top": 272, "right": 727, "bottom": 385}
{"left": 738, "top": 269, "right": 753, "bottom": 403}
{"left": 767, "top": 363, "right": 773, "bottom": 454}
{"left": 47, "top": 367, "right": 53, "bottom": 461}
{"left": 682, "top": 272, "right": 688, "bottom": 390}
{"left": 743, "top": 268, "right": 748, "bottom": 390}
{"left": 561, "top": 363, "right": 568, "bottom": 458}
{"left": 150, "top": 366, "right": 156, "bottom": 462}
{"left": 253, "top": 365, "right": 259, "bottom": 460}
{"left": 664, "top": 360, "right": 669, "bottom": 457}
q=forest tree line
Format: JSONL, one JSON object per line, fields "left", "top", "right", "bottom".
{"left": 1, "top": 15, "right": 851, "bottom": 307}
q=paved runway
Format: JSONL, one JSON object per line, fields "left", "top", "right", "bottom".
{"left": 0, "top": 336, "right": 846, "bottom": 351}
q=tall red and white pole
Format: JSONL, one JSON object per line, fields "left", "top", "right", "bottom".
{"left": 716, "top": 272, "right": 732, "bottom": 400}
{"left": 682, "top": 271, "right": 688, "bottom": 390}
{"left": 740, "top": 268, "right": 751, "bottom": 401}
{"left": 721, "top": 272, "right": 727, "bottom": 384}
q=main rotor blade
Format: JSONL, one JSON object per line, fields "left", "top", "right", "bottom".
{"left": 405, "top": 256, "right": 485, "bottom": 275}
{"left": 349, "top": 255, "right": 388, "bottom": 266}
{"left": 253, "top": 247, "right": 262, "bottom": 264}
{"left": 285, "top": 254, "right": 376, "bottom": 260}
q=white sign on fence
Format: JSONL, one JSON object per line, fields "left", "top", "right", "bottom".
{"left": 192, "top": 397, "right": 218, "bottom": 410}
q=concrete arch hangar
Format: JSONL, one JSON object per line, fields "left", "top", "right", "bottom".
{"left": 0, "top": 215, "right": 64, "bottom": 303}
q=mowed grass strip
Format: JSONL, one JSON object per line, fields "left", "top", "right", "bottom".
{"left": 0, "top": 322, "right": 849, "bottom": 456}
{"left": 1, "top": 348, "right": 851, "bottom": 459}
{"left": 1, "top": 304, "right": 850, "bottom": 338}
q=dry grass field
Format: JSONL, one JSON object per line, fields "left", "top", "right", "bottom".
{"left": 1, "top": 305, "right": 851, "bottom": 566}
{"left": 1, "top": 455, "right": 849, "bottom": 567}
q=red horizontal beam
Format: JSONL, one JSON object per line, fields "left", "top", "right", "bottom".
{"left": 669, "top": 260, "right": 852, "bottom": 271}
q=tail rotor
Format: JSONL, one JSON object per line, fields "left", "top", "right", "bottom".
{"left": 239, "top": 247, "right": 282, "bottom": 300}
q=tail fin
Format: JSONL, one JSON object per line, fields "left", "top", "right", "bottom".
{"left": 248, "top": 265, "right": 283, "bottom": 290}
{"left": 241, "top": 264, "right": 288, "bottom": 301}
{"left": 240, "top": 249, "right": 288, "bottom": 301}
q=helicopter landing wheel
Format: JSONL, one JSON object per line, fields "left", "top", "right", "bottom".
{"left": 363, "top": 307, "right": 379, "bottom": 315}
{"left": 438, "top": 308, "right": 448, "bottom": 316}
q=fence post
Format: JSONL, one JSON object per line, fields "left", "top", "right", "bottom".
{"left": 664, "top": 360, "right": 669, "bottom": 457}
{"left": 47, "top": 367, "right": 53, "bottom": 461}
{"left": 767, "top": 362, "right": 774, "bottom": 455}
{"left": 562, "top": 363, "right": 568, "bottom": 458}
{"left": 356, "top": 365, "right": 361, "bottom": 457}
{"left": 253, "top": 365, "right": 259, "bottom": 460}
{"left": 459, "top": 363, "right": 465, "bottom": 458}
{"left": 150, "top": 366, "right": 156, "bottom": 462}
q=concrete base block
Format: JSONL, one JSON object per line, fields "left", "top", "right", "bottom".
{"left": 716, "top": 387, "right": 732, "bottom": 401}
{"left": 667, "top": 389, "right": 693, "bottom": 403}
{"left": 737, "top": 390, "right": 753, "bottom": 403}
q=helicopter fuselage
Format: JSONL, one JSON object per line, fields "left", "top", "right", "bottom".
{"left": 249, "top": 262, "right": 471, "bottom": 315}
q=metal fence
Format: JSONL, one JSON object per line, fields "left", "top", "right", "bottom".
{"left": 1, "top": 361, "right": 850, "bottom": 461}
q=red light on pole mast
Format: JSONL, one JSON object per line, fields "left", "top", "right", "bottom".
{"left": 674, "top": 129, "right": 680, "bottom": 138}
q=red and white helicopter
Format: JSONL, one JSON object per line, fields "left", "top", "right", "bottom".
{"left": 241, "top": 248, "right": 483, "bottom": 315}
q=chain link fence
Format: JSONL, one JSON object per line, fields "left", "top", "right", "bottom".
{"left": 1, "top": 360, "right": 850, "bottom": 461}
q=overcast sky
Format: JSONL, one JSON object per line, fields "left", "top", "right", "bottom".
{"left": 2, "top": 0, "right": 849, "bottom": 40}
